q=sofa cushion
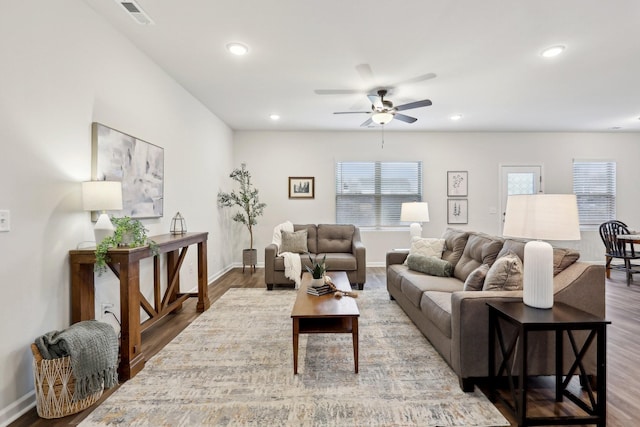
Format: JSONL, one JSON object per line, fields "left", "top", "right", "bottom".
{"left": 398, "top": 267, "right": 463, "bottom": 307}
{"left": 317, "top": 224, "right": 354, "bottom": 253}
{"left": 483, "top": 252, "right": 524, "bottom": 291}
{"left": 420, "top": 291, "right": 453, "bottom": 338}
{"left": 441, "top": 228, "right": 469, "bottom": 268}
{"left": 453, "top": 232, "right": 504, "bottom": 282}
{"left": 463, "top": 263, "right": 490, "bottom": 291}
{"left": 280, "top": 230, "right": 308, "bottom": 253}
{"left": 407, "top": 254, "right": 452, "bottom": 277}
{"left": 294, "top": 224, "right": 317, "bottom": 254}
{"left": 318, "top": 253, "right": 357, "bottom": 271}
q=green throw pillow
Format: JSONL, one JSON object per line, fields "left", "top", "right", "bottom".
{"left": 407, "top": 254, "right": 453, "bottom": 277}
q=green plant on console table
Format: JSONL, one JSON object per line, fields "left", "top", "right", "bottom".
{"left": 94, "top": 216, "right": 158, "bottom": 275}
{"left": 305, "top": 253, "right": 327, "bottom": 279}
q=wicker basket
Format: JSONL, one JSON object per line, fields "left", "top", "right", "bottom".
{"left": 30, "top": 343, "right": 103, "bottom": 419}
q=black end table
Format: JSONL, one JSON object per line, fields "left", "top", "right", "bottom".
{"left": 487, "top": 301, "right": 610, "bottom": 427}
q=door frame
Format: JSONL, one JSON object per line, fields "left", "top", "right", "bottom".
{"left": 498, "top": 164, "right": 544, "bottom": 233}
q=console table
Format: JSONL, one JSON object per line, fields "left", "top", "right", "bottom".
{"left": 488, "top": 301, "right": 609, "bottom": 427}
{"left": 69, "top": 232, "right": 210, "bottom": 380}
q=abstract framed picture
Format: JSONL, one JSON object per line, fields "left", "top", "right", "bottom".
{"left": 288, "top": 177, "right": 315, "bottom": 199}
{"left": 92, "top": 122, "right": 164, "bottom": 218}
{"left": 447, "top": 171, "right": 468, "bottom": 197}
{"left": 447, "top": 199, "right": 468, "bottom": 224}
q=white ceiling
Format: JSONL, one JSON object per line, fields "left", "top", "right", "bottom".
{"left": 84, "top": 0, "right": 640, "bottom": 132}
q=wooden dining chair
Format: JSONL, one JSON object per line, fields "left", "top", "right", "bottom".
{"left": 599, "top": 220, "right": 640, "bottom": 285}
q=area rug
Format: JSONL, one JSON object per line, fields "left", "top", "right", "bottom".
{"left": 80, "top": 288, "right": 509, "bottom": 426}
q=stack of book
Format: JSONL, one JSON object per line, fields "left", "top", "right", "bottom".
{"left": 306, "top": 284, "right": 335, "bottom": 296}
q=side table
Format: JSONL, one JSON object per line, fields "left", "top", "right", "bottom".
{"left": 487, "top": 301, "right": 610, "bottom": 427}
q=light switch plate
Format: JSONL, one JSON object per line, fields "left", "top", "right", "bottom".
{"left": 0, "top": 210, "right": 10, "bottom": 232}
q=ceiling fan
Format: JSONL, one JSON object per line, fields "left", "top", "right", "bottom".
{"left": 315, "top": 64, "right": 435, "bottom": 127}
{"left": 333, "top": 89, "right": 432, "bottom": 127}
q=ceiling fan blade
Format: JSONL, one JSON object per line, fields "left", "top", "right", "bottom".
{"left": 360, "top": 117, "right": 374, "bottom": 127}
{"left": 334, "top": 111, "right": 371, "bottom": 115}
{"left": 394, "top": 113, "right": 418, "bottom": 123}
{"left": 314, "top": 89, "right": 362, "bottom": 95}
{"left": 395, "top": 99, "right": 432, "bottom": 111}
{"left": 391, "top": 73, "right": 437, "bottom": 86}
{"left": 367, "top": 93, "right": 383, "bottom": 109}
{"left": 355, "top": 63, "right": 374, "bottom": 84}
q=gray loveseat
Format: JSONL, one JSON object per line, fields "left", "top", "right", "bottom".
{"left": 265, "top": 224, "right": 366, "bottom": 290}
{"left": 386, "top": 228, "right": 605, "bottom": 391}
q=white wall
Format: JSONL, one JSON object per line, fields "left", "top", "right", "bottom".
{"left": 234, "top": 131, "right": 640, "bottom": 265}
{"left": 0, "top": 1, "right": 234, "bottom": 424}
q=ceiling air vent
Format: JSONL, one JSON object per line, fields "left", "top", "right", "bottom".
{"left": 115, "top": 0, "right": 155, "bottom": 25}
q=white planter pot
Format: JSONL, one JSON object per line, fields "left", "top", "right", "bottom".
{"left": 310, "top": 277, "right": 325, "bottom": 288}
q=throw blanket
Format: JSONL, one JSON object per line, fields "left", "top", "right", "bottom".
{"left": 272, "top": 221, "right": 302, "bottom": 289}
{"left": 35, "top": 320, "right": 119, "bottom": 401}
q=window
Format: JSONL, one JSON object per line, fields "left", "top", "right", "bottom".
{"left": 572, "top": 160, "right": 616, "bottom": 227}
{"left": 335, "top": 161, "right": 422, "bottom": 227}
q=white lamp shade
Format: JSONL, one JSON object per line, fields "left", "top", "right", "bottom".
{"left": 371, "top": 112, "right": 394, "bottom": 125}
{"left": 502, "top": 194, "right": 580, "bottom": 241}
{"left": 400, "top": 202, "right": 430, "bottom": 223}
{"left": 82, "top": 181, "right": 123, "bottom": 212}
{"left": 502, "top": 194, "right": 580, "bottom": 309}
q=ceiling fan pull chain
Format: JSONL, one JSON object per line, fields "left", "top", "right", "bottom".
{"left": 381, "top": 125, "right": 385, "bottom": 149}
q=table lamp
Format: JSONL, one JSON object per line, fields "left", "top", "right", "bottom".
{"left": 502, "top": 194, "right": 580, "bottom": 309}
{"left": 82, "top": 181, "right": 123, "bottom": 243}
{"left": 401, "top": 202, "right": 430, "bottom": 239}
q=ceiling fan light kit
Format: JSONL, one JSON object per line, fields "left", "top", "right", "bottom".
{"left": 372, "top": 112, "right": 394, "bottom": 125}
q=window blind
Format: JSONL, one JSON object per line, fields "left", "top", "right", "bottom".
{"left": 572, "top": 160, "right": 616, "bottom": 226}
{"left": 335, "top": 161, "right": 422, "bottom": 227}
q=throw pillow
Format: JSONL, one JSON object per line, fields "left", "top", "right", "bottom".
{"left": 407, "top": 254, "right": 453, "bottom": 277}
{"left": 483, "top": 252, "right": 523, "bottom": 291}
{"left": 404, "top": 237, "right": 445, "bottom": 265}
{"left": 280, "top": 230, "right": 308, "bottom": 254}
{"left": 553, "top": 247, "right": 580, "bottom": 276}
{"left": 463, "top": 263, "right": 490, "bottom": 291}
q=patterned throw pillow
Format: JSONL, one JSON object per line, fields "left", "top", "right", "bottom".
{"left": 404, "top": 237, "right": 445, "bottom": 265}
{"left": 482, "top": 252, "right": 523, "bottom": 291}
{"left": 280, "top": 230, "right": 308, "bottom": 254}
{"left": 463, "top": 263, "right": 490, "bottom": 291}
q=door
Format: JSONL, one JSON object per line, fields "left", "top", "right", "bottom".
{"left": 499, "top": 165, "right": 542, "bottom": 232}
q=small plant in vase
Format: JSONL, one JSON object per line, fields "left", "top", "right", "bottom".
{"left": 94, "top": 216, "right": 158, "bottom": 275}
{"left": 306, "top": 253, "right": 327, "bottom": 288}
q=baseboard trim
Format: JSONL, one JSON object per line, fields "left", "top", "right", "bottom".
{"left": 0, "top": 391, "right": 35, "bottom": 427}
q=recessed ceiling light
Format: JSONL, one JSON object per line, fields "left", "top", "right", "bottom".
{"left": 226, "top": 42, "right": 249, "bottom": 56}
{"left": 541, "top": 45, "right": 565, "bottom": 58}
{"left": 269, "top": 114, "right": 280, "bottom": 121}
{"left": 450, "top": 114, "right": 463, "bottom": 121}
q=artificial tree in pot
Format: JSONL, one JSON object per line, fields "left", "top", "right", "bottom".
{"left": 217, "top": 164, "right": 266, "bottom": 272}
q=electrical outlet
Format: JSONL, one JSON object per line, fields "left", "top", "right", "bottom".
{"left": 101, "top": 303, "right": 114, "bottom": 319}
{"left": 0, "top": 210, "right": 9, "bottom": 232}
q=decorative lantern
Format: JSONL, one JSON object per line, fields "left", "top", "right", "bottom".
{"left": 170, "top": 212, "right": 187, "bottom": 235}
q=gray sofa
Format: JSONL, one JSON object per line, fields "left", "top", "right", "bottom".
{"left": 386, "top": 228, "right": 605, "bottom": 391}
{"left": 265, "top": 224, "right": 366, "bottom": 290}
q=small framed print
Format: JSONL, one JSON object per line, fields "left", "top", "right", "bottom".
{"left": 288, "top": 177, "right": 315, "bottom": 199}
{"left": 447, "top": 199, "right": 468, "bottom": 224}
{"left": 447, "top": 171, "right": 468, "bottom": 197}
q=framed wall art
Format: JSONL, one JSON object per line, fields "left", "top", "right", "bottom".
{"left": 288, "top": 177, "right": 315, "bottom": 199}
{"left": 447, "top": 171, "right": 468, "bottom": 197}
{"left": 447, "top": 199, "right": 468, "bottom": 224}
{"left": 92, "top": 122, "right": 164, "bottom": 218}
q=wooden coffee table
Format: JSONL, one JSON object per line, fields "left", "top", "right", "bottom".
{"left": 291, "top": 271, "right": 360, "bottom": 374}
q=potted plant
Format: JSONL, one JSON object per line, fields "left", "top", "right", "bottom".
{"left": 306, "top": 253, "right": 327, "bottom": 287}
{"left": 94, "top": 216, "right": 158, "bottom": 275}
{"left": 217, "top": 164, "right": 266, "bottom": 271}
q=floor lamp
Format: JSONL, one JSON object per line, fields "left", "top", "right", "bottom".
{"left": 400, "top": 202, "right": 430, "bottom": 240}
{"left": 82, "top": 181, "right": 123, "bottom": 243}
{"left": 502, "top": 194, "right": 580, "bottom": 309}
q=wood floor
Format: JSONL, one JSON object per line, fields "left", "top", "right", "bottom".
{"left": 11, "top": 267, "right": 639, "bottom": 426}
